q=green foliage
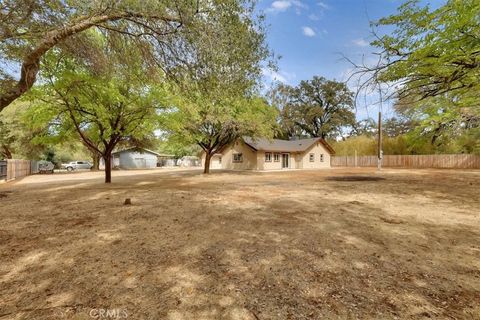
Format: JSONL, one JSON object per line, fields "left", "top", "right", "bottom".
{"left": 271, "top": 77, "right": 355, "bottom": 139}
{"left": 334, "top": 117, "right": 480, "bottom": 156}
{"left": 383, "top": 117, "right": 414, "bottom": 137}
{"left": 33, "top": 34, "right": 166, "bottom": 150}
{"left": 156, "top": 139, "right": 201, "bottom": 158}
{"left": 396, "top": 94, "right": 480, "bottom": 154}
{"left": 0, "top": 111, "right": 15, "bottom": 159}
{"left": 0, "top": 0, "right": 270, "bottom": 110}
{"left": 161, "top": 59, "right": 277, "bottom": 171}
{"left": 23, "top": 33, "right": 169, "bottom": 181}
{"left": 0, "top": 101, "right": 50, "bottom": 159}
{"left": 45, "top": 144, "right": 91, "bottom": 166}
{"left": 331, "top": 136, "right": 377, "bottom": 156}
{"left": 163, "top": 86, "right": 278, "bottom": 155}
{"left": 350, "top": 118, "right": 377, "bottom": 137}
{"left": 332, "top": 135, "right": 411, "bottom": 156}
{"left": 372, "top": 0, "right": 480, "bottom": 105}
{"left": 365, "top": 0, "right": 480, "bottom": 155}
{"left": 162, "top": 77, "right": 279, "bottom": 169}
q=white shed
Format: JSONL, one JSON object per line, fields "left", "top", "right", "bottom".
{"left": 102, "top": 148, "right": 160, "bottom": 169}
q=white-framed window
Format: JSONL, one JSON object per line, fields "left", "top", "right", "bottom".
{"left": 233, "top": 153, "right": 243, "bottom": 163}
{"left": 265, "top": 152, "right": 272, "bottom": 162}
{"left": 320, "top": 154, "right": 324, "bottom": 162}
{"left": 309, "top": 153, "right": 315, "bottom": 162}
{"left": 218, "top": 156, "right": 222, "bottom": 164}
{"left": 274, "top": 153, "right": 280, "bottom": 162}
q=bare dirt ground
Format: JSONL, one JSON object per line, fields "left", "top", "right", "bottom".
{"left": 0, "top": 168, "right": 479, "bottom": 320}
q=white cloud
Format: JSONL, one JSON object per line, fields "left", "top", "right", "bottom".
{"left": 266, "top": 0, "right": 307, "bottom": 14}
{"left": 352, "top": 38, "right": 369, "bottom": 47}
{"left": 317, "top": 1, "right": 330, "bottom": 9}
{"left": 302, "top": 26, "right": 316, "bottom": 37}
{"left": 269, "top": 0, "right": 291, "bottom": 12}
{"left": 291, "top": 0, "right": 307, "bottom": 8}
{"left": 306, "top": 2, "right": 329, "bottom": 20}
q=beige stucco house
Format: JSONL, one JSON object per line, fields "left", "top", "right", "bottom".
{"left": 202, "top": 137, "right": 335, "bottom": 171}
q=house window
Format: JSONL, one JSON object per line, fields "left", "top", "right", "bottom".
{"left": 265, "top": 152, "right": 272, "bottom": 162}
{"left": 309, "top": 153, "right": 315, "bottom": 162}
{"left": 233, "top": 153, "right": 243, "bottom": 163}
{"left": 274, "top": 153, "right": 280, "bottom": 162}
{"left": 320, "top": 154, "right": 324, "bottom": 162}
{"left": 218, "top": 157, "right": 222, "bottom": 164}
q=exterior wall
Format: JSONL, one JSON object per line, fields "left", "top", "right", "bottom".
{"left": 294, "top": 153, "right": 303, "bottom": 169}
{"left": 209, "top": 155, "right": 222, "bottom": 169}
{"left": 221, "top": 141, "right": 257, "bottom": 170}
{"left": 257, "top": 152, "right": 303, "bottom": 170}
{"left": 113, "top": 156, "right": 120, "bottom": 167}
{"left": 201, "top": 140, "right": 332, "bottom": 171}
{"left": 257, "top": 151, "right": 282, "bottom": 170}
{"left": 299, "top": 142, "right": 331, "bottom": 169}
{"left": 290, "top": 153, "right": 298, "bottom": 169}
{"left": 201, "top": 141, "right": 257, "bottom": 170}
{"left": 118, "top": 151, "right": 158, "bottom": 169}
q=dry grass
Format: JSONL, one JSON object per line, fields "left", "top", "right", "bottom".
{"left": 0, "top": 168, "right": 479, "bottom": 319}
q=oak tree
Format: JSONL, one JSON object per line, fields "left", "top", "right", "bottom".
{"left": 272, "top": 77, "right": 355, "bottom": 139}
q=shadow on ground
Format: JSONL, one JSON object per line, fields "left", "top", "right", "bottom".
{"left": 0, "top": 168, "right": 479, "bottom": 319}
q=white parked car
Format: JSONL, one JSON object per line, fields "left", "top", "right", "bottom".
{"left": 61, "top": 161, "right": 93, "bottom": 172}
{"left": 38, "top": 161, "right": 55, "bottom": 174}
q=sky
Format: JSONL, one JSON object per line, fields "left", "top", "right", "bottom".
{"left": 258, "top": 0, "right": 444, "bottom": 120}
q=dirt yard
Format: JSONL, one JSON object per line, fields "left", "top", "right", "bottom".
{"left": 0, "top": 168, "right": 479, "bottom": 319}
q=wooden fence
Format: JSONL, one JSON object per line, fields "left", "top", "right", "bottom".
{"left": 0, "top": 160, "right": 39, "bottom": 182}
{"left": 0, "top": 160, "right": 6, "bottom": 181}
{"left": 331, "top": 154, "right": 480, "bottom": 169}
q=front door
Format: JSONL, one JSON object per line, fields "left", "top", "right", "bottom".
{"left": 282, "top": 153, "right": 289, "bottom": 169}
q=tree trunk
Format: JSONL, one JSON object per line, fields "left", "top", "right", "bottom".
{"left": 203, "top": 152, "right": 212, "bottom": 174}
{"left": 1, "top": 145, "right": 13, "bottom": 159}
{"left": 104, "top": 153, "right": 112, "bottom": 183}
{"left": 92, "top": 154, "right": 100, "bottom": 171}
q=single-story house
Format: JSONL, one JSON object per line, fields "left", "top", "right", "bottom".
{"left": 202, "top": 137, "right": 335, "bottom": 170}
{"left": 157, "top": 153, "right": 177, "bottom": 167}
{"left": 178, "top": 156, "right": 201, "bottom": 167}
{"left": 100, "top": 147, "right": 161, "bottom": 169}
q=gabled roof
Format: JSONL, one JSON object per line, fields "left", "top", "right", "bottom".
{"left": 112, "top": 147, "right": 163, "bottom": 156}
{"left": 243, "top": 137, "right": 335, "bottom": 154}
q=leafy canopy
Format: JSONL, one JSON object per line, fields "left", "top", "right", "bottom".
{"left": 370, "top": 0, "right": 480, "bottom": 105}
{"left": 25, "top": 32, "right": 169, "bottom": 181}
{"left": 271, "top": 77, "right": 355, "bottom": 139}
{"left": 0, "top": 0, "right": 268, "bottom": 110}
{"left": 164, "top": 82, "right": 278, "bottom": 153}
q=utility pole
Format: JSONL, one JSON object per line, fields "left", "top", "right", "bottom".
{"left": 377, "top": 86, "right": 383, "bottom": 171}
{"left": 377, "top": 111, "right": 382, "bottom": 170}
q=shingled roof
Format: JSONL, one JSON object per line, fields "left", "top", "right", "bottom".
{"left": 243, "top": 137, "right": 335, "bottom": 154}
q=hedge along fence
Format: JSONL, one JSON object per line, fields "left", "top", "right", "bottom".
{"left": 331, "top": 154, "right": 480, "bottom": 169}
{"left": 0, "top": 159, "right": 39, "bottom": 182}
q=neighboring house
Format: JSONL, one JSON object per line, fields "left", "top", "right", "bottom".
{"left": 158, "top": 153, "right": 176, "bottom": 167}
{"left": 202, "top": 137, "right": 335, "bottom": 171}
{"left": 178, "top": 156, "right": 201, "bottom": 167}
{"left": 100, "top": 147, "right": 160, "bottom": 169}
